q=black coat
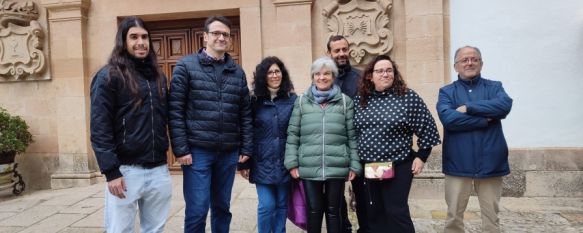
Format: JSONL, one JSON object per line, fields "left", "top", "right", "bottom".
{"left": 90, "top": 65, "right": 169, "bottom": 181}
{"left": 248, "top": 94, "right": 297, "bottom": 184}
{"left": 168, "top": 50, "right": 253, "bottom": 157}
{"left": 335, "top": 65, "right": 361, "bottom": 98}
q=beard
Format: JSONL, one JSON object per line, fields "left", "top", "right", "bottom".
{"left": 335, "top": 57, "right": 350, "bottom": 69}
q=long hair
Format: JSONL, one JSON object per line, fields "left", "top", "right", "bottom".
{"left": 252, "top": 56, "right": 294, "bottom": 99}
{"left": 107, "top": 16, "right": 165, "bottom": 107}
{"left": 357, "top": 55, "right": 407, "bottom": 108}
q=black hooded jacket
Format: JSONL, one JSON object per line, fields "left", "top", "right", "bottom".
{"left": 90, "top": 63, "right": 169, "bottom": 181}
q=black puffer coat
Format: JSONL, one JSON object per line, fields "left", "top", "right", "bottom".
{"left": 169, "top": 50, "right": 253, "bottom": 157}
{"left": 90, "top": 65, "right": 169, "bottom": 181}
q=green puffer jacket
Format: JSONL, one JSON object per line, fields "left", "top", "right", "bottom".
{"left": 284, "top": 87, "right": 361, "bottom": 181}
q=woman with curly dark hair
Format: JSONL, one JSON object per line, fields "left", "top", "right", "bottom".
{"left": 354, "top": 55, "right": 441, "bottom": 232}
{"left": 239, "top": 56, "right": 296, "bottom": 233}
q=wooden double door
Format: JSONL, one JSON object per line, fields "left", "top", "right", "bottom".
{"left": 148, "top": 18, "right": 241, "bottom": 172}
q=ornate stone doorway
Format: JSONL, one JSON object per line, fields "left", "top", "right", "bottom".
{"left": 147, "top": 17, "right": 242, "bottom": 173}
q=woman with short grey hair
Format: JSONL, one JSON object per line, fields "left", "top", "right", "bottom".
{"left": 285, "top": 57, "right": 361, "bottom": 233}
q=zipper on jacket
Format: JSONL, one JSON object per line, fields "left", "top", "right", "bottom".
{"left": 322, "top": 108, "right": 326, "bottom": 180}
{"left": 146, "top": 80, "right": 155, "bottom": 162}
{"left": 123, "top": 118, "right": 126, "bottom": 144}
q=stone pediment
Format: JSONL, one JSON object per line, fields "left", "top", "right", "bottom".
{"left": 323, "top": 0, "right": 393, "bottom": 65}
{"left": 0, "top": 0, "right": 47, "bottom": 82}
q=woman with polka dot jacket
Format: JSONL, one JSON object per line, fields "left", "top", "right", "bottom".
{"left": 354, "top": 55, "right": 441, "bottom": 233}
{"left": 284, "top": 57, "right": 362, "bottom": 233}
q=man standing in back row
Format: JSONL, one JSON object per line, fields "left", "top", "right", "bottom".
{"left": 326, "top": 35, "right": 368, "bottom": 233}
{"left": 437, "top": 46, "right": 513, "bottom": 233}
{"left": 169, "top": 15, "right": 253, "bottom": 233}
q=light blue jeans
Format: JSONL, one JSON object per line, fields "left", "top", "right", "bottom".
{"left": 104, "top": 164, "right": 172, "bottom": 233}
{"left": 256, "top": 183, "right": 289, "bottom": 233}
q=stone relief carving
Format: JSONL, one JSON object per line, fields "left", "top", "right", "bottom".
{"left": 323, "top": 0, "right": 393, "bottom": 65}
{"left": 0, "top": 0, "right": 47, "bottom": 81}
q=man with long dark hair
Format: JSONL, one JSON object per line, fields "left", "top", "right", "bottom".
{"left": 168, "top": 15, "right": 253, "bottom": 233}
{"left": 90, "top": 16, "right": 172, "bottom": 233}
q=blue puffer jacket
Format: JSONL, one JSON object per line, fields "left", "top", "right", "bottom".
{"left": 437, "top": 75, "right": 513, "bottom": 178}
{"left": 248, "top": 94, "right": 297, "bottom": 184}
{"left": 168, "top": 49, "right": 253, "bottom": 157}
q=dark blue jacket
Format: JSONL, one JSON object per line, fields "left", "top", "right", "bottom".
{"left": 168, "top": 49, "right": 253, "bottom": 157}
{"left": 90, "top": 65, "right": 169, "bottom": 181}
{"left": 247, "top": 94, "right": 297, "bottom": 184}
{"left": 334, "top": 65, "right": 361, "bottom": 98}
{"left": 437, "top": 75, "right": 513, "bottom": 178}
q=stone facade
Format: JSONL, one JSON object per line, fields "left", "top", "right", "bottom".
{"left": 0, "top": 0, "right": 580, "bottom": 197}
{"left": 0, "top": 0, "right": 49, "bottom": 81}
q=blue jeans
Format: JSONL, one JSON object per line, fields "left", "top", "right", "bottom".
{"left": 182, "top": 147, "right": 239, "bottom": 233}
{"left": 256, "top": 183, "right": 289, "bottom": 233}
{"left": 104, "top": 164, "right": 172, "bottom": 233}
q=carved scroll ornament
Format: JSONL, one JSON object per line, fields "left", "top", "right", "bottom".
{"left": 323, "top": 0, "right": 393, "bottom": 65}
{"left": 0, "top": 0, "right": 47, "bottom": 81}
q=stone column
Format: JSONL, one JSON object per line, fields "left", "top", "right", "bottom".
{"left": 273, "top": 0, "right": 313, "bottom": 91}
{"left": 41, "top": 0, "right": 101, "bottom": 189}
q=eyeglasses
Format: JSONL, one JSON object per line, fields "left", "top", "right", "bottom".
{"left": 455, "top": 57, "right": 482, "bottom": 65}
{"left": 373, "top": 69, "right": 393, "bottom": 76}
{"left": 207, "top": 31, "right": 231, "bottom": 39}
{"left": 267, "top": 70, "right": 282, "bottom": 77}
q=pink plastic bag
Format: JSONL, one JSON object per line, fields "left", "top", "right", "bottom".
{"left": 287, "top": 179, "right": 307, "bottom": 230}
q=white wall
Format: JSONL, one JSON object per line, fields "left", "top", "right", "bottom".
{"left": 449, "top": 0, "right": 583, "bottom": 148}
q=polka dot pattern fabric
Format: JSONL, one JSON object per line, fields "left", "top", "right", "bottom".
{"left": 354, "top": 89, "right": 441, "bottom": 163}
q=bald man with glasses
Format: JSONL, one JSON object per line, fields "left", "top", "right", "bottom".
{"left": 437, "top": 46, "right": 513, "bottom": 233}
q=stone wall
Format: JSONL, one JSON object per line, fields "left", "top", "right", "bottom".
{"left": 0, "top": 0, "right": 581, "bottom": 198}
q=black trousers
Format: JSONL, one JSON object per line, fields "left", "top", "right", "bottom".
{"left": 365, "top": 159, "right": 415, "bottom": 233}
{"left": 304, "top": 179, "right": 345, "bottom": 233}
{"left": 352, "top": 174, "right": 371, "bottom": 233}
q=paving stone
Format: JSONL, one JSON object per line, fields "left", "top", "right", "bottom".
{"left": 229, "top": 198, "right": 258, "bottom": 232}
{"left": 560, "top": 212, "right": 583, "bottom": 224}
{"left": 430, "top": 210, "right": 447, "bottom": 219}
{"left": 0, "top": 213, "right": 16, "bottom": 222}
{"left": 1, "top": 175, "right": 582, "bottom": 233}
{"left": 412, "top": 219, "right": 439, "bottom": 233}
{"left": 163, "top": 216, "right": 183, "bottom": 233}
{"left": 71, "top": 208, "right": 103, "bottom": 228}
{"left": 41, "top": 192, "right": 94, "bottom": 206}
{"left": 0, "top": 226, "right": 24, "bottom": 233}
{"left": 18, "top": 213, "right": 86, "bottom": 233}
{"left": 57, "top": 228, "right": 105, "bottom": 233}
{"left": 0, "top": 199, "right": 42, "bottom": 212}
{"left": 0, "top": 205, "right": 67, "bottom": 227}
{"left": 236, "top": 186, "right": 258, "bottom": 199}
{"left": 59, "top": 198, "right": 102, "bottom": 214}
{"left": 167, "top": 199, "right": 185, "bottom": 218}
{"left": 285, "top": 220, "right": 306, "bottom": 233}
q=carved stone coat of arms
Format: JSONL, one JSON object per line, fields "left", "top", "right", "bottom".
{"left": 0, "top": 0, "right": 47, "bottom": 81}
{"left": 323, "top": 0, "right": 394, "bottom": 65}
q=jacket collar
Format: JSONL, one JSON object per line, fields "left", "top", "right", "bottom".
{"left": 457, "top": 74, "right": 482, "bottom": 87}
{"left": 196, "top": 48, "right": 237, "bottom": 71}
